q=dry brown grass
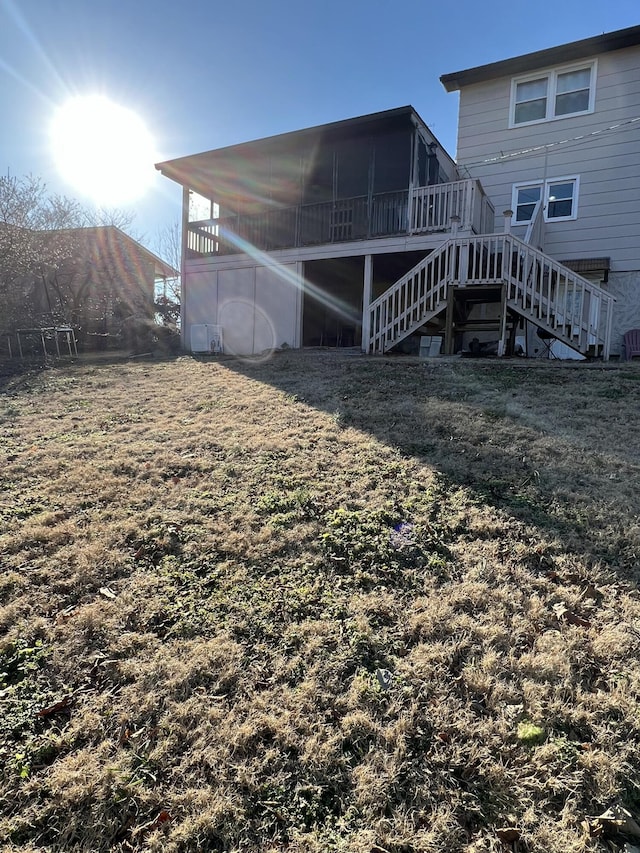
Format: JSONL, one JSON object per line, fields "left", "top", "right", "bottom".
{"left": 1, "top": 351, "right": 640, "bottom": 853}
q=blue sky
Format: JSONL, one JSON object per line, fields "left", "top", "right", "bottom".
{"left": 1, "top": 0, "right": 638, "bottom": 258}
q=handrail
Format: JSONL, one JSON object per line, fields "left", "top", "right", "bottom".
{"left": 500, "top": 233, "right": 614, "bottom": 358}
{"left": 368, "top": 233, "right": 615, "bottom": 358}
{"left": 368, "top": 240, "right": 456, "bottom": 353}
{"left": 523, "top": 199, "right": 543, "bottom": 246}
{"left": 186, "top": 179, "right": 495, "bottom": 258}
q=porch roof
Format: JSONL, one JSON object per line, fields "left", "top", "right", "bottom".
{"left": 440, "top": 24, "right": 640, "bottom": 92}
{"left": 155, "top": 106, "right": 453, "bottom": 199}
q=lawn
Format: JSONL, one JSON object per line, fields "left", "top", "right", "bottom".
{"left": 1, "top": 351, "right": 640, "bottom": 853}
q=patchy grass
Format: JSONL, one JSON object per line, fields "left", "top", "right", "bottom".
{"left": 1, "top": 351, "right": 640, "bottom": 853}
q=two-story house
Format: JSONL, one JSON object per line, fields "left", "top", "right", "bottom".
{"left": 157, "top": 25, "right": 639, "bottom": 360}
{"left": 441, "top": 23, "right": 640, "bottom": 359}
{"left": 155, "top": 106, "right": 495, "bottom": 356}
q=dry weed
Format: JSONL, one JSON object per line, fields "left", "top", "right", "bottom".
{"left": 1, "top": 352, "right": 639, "bottom": 852}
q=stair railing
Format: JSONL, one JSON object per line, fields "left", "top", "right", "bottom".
{"left": 368, "top": 232, "right": 615, "bottom": 359}
{"left": 500, "top": 234, "right": 614, "bottom": 357}
{"left": 368, "top": 240, "right": 457, "bottom": 352}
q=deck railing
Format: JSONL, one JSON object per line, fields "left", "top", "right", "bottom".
{"left": 368, "top": 233, "right": 614, "bottom": 359}
{"left": 186, "top": 179, "right": 494, "bottom": 258}
{"left": 409, "top": 180, "right": 494, "bottom": 235}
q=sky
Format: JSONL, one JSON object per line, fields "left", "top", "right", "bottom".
{"left": 1, "top": 0, "right": 638, "bottom": 261}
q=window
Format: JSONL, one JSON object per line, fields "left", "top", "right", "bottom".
{"left": 514, "top": 78, "right": 548, "bottom": 125}
{"left": 512, "top": 177, "right": 579, "bottom": 223}
{"left": 546, "top": 180, "right": 576, "bottom": 219}
{"left": 511, "top": 62, "right": 596, "bottom": 126}
{"left": 515, "top": 184, "right": 542, "bottom": 223}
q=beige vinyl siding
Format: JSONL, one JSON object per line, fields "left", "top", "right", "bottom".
{"left": 455, "top": 45, "right": 640, "bottom": 270}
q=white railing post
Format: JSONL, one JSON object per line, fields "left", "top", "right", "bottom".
{"left": 463, "top": 182, "right": 474, "bottom": 231}
{"left": 407, "top": 185, "right": 415, "bottom": 234}
{"left": 450, "top": 214, "right": 460, "bottom": 237}
{"left": 503, "top": 209, "right": 513, "bottom": 235}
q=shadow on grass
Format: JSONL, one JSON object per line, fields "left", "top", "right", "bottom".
{"left": 218, "top": 350, "right": 640, "bottom": 579}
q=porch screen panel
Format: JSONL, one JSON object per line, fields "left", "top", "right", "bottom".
{"left": 303, "top": 146, "right": 334, "bottom": 204}
{"left": 336, "top": 139, "right": 370, "bottom": 240}
{"left": 373, "top": 131, "right": 411, "bottom": 193}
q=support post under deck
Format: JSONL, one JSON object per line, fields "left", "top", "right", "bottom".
{"left": 362, "top": 254, "right": 373, "bottom": 352}
{"left": 444, "top": 289, "right": 455, "bottom": 355}
{"left": 497, "top": 284, "right": 508, "bottom": 357}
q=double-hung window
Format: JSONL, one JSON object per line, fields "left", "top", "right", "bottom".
{"left": 513, "top": 177, "right": 579, "bottom": 224}
{"left": 511, "top": 62, "right": 596, "bottom": 126}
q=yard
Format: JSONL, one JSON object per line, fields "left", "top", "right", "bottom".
{"left": 1, "top": 351, "right": 640, "bottom": 852}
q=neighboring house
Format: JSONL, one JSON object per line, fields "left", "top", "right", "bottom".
{"left": 157, "top": 25, "right": 640, "bottom": 360}
{"left": 4, "top": 225, "right": 178, "bottom": 354}
{"left": 441, "top": 23, "right": 640, "bottom": 358}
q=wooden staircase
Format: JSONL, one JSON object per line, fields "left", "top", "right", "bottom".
{"left": 368, "top": 234, "right": 615, "bottom": 359}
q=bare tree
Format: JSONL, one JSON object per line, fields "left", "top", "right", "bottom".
{"left": 0, "top": 175, "right": 141, "bottom": 338}
{"left": 153, "top": 220, "right": 181, "bottom": 329}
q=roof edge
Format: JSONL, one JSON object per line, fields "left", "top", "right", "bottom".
{"left": 155, "top": 105, "right": 418, "bottom": 176}
{"left": 440, "top": 24, "right": 640, "bottom": 91}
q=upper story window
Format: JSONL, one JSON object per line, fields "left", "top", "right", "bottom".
{"left": 513, "top": 176, "right": 580, "bottom": 223}
{"left": 510, "top": 62, "right": 596, "bottom": 127}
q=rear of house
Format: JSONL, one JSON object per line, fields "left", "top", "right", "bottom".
{"left": 441, "top": 24, "right": 640, "bottom": 357}
{"left": 158, "top": 25, "right": 639, "bottom": 360}
{"left": 156, "top": 107, "right": 495, "bottom": 357}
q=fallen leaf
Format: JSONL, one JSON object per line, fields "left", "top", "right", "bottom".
{"left": 37, "top": 696, "right": 73, "bottom": 719}
{"left": 118, "top": 720, "right": 133, "bottom": 746}
{"left": 99, "top": 586, "right": 116, "bottom": 600}
{"left": 496, "top": 827, "right": 520, "bottom": 843}
{"left": 552, "top": 602, "right": 591, "bottom": 628}
{"left": 580, "top": 583, "right": 604, "bottom": 601}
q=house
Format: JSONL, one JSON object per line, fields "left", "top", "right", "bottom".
{"left": 155, "top": 106, "right": 494, "bottom": 356}
{"left": 157, "top": 25, "right": 640, "bottom": 360}
{"left": 440, "top": 23, "right": 640, "bottom": 359}
{"left": 3, "top": 225, "right": 178, "bottom": 355}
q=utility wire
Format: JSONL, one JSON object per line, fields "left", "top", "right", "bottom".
{"left": 459, "top": 115, "right": 640, "bottom": 174}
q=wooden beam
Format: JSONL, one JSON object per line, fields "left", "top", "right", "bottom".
{"left": 497, "top": 284, "right": 508, "bottom": 356}
{"left": 444, "top": 288, "right": 455, "bottom": 355}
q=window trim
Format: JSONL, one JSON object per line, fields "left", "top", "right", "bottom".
{"left": 509, "top": 60, "right": 597, "bottom": 128}
{"left": 512, "top": 176, "right": 580, "bottom": 224}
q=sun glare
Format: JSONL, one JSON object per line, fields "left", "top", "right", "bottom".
{"left": 50, "top": 95, "right": 157, "bottom": 206}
